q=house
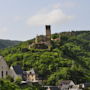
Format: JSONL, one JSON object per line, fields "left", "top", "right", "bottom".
{"left": 10, "top": 65, "right": 23, "bottom": 81}
{"left": 23, "top": 68, "right": 39, "bottom": 82}
{"left": 59, "top": 80, "right": 75, "bottom": 90}
{"left": 69, "top": 84, "right": 83, "bottom": 90}
{"left": 59, "top": 80, "right": 84, "bottom": 90}
{"left": 26, "top": 68, "right": 38, "bottom": 82}
{"left": 0, "top": 56, "right": 10, "bottom": 78}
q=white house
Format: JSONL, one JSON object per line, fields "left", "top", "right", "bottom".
{"left": 10, "top": 65, "right": 23, "bottom": 81}
{"left": 0, "top": 56, "right": 9, "bottom": 78}
{"left": 59, "top": 80, "right": 75, "bottom": 90}
{"left": 24, "top": 68, "right": 39, "bottom": 82}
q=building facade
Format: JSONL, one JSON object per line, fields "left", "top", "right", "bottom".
{"left": 10, "top": 65, "right": 23, "bottom": 81}
{"left": 0, "top": 56, "right": 9, "bottom": 78}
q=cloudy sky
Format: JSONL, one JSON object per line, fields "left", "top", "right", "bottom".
{"left": 0, "top": 0, "right": 90, "bottom": 41}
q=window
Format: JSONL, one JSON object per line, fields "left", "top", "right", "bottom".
{"left": 2, "top": 71, "right": 3, "bottom": 78}
{"left": 6, "top": 71, "right": 8, "bottom": 76}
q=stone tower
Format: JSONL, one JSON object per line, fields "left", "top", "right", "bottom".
{"left": 46, "top": 25, "right": 51, "bottom": 41}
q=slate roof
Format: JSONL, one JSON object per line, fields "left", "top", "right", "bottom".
{"left": 13, "top": 65, "right": 23, "bottom": 75}
{"left": 84, "top": 83, "right": 90, "bottom": 87}
{"left": 49, "top": 87, "right": 60, "bottom": 90}
{"left": 60, "top": 80, "right": 73, "bottom": 85}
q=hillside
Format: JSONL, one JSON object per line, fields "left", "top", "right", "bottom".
{"left": 0, "top": 31, "right": 90, "bottom": 85}
{"left": 0, "top": 39, "right": 21, "bottom": 49}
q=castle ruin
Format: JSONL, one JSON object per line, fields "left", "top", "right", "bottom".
{"left": 29, "top": 25, "right": 51, "bottom": 49}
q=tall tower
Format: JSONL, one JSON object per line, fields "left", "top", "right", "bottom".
{"left": 45, "top": 25, "right": 51, "bottom": 50}
{"left": 46, "top": 25, "right": 51, "bottom": 41}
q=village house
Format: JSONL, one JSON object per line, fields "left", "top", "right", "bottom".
{"left": 23, "top": 68, "right": 40, "bottom": 83}
{"left": 59, "top": 80, "right": 75, "bottom": 90}
{"left": 0, "top": 56, "right": 10, "bottom": 78}
{"left": 58, "top": 80, "right": 84, "bottom": 90}
{"left": 10, "top": 65, "right": 23, "bottom": 81}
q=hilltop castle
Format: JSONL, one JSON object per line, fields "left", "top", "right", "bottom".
{"left": 29, "top": 25, "right": 52, "bottom": 49}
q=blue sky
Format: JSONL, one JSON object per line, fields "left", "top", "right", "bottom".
{"left": 0, "top": 0, "right": 90, "bottom": 41}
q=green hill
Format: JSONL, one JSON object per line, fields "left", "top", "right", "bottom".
{"left": 0, "top": 39, "right": 21, "bottom": 49}
{"left": 0, "top": 31, "right": 90, "bottom": 85}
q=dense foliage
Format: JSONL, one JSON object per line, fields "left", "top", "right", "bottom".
{"left": 0, "top": 79, "right": 44, "bottom": 90}
{"left": 0, "top": 31, "right": 90, "bottom": 87}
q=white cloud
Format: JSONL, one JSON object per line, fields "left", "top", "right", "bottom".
{"left": 27, "top": 8, "right": 74, "bottom": 27}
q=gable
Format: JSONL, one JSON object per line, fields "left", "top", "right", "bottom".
{"left": 0, "top": 56, "right": 9, "bottom": 69}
